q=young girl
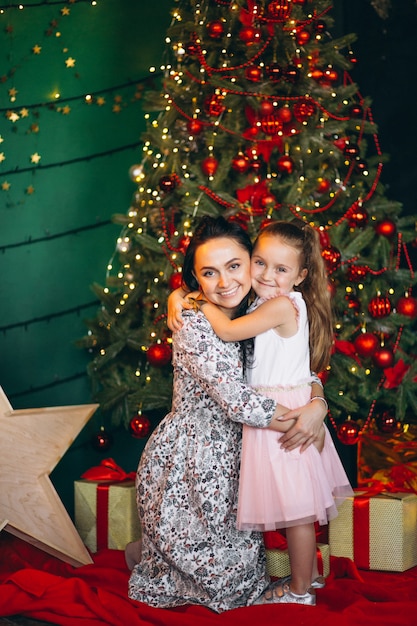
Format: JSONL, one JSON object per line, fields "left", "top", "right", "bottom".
{"left": 191, "top": 220, "right": 353, "bottom": 606}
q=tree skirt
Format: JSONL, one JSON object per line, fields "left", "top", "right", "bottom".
{"left": 0, "top": 533, "right": 416, "bottom": 626}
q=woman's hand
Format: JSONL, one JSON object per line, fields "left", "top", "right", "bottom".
{"left": 278, "top": 398, "right": 327, "bottom": 452}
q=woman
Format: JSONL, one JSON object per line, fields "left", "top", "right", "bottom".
{"left": 128, "top": 216, "right": 327, "bottom": 613}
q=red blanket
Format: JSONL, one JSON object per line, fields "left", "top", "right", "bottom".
{"left": 1, "top": 533, "right": 416, "bottom": 626}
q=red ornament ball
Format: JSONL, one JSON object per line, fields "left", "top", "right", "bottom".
{"left": 354, "top": 159, "right": 369, "bottom": 174}
{"left": 91, "top": 428, "right": 113, "bottom": 451}
{"left": 259, "top": 99, "right": 275, "bottom": 116}
{"left": 177, "top": 235, "right": 190, "bottom": 255}
{"left": 322, "top": 67, "right": 339, "bottom": 83}
{"left": 285, "top": 64, "right": 300, "bottom": 83}
{"left": 354, "top": 332, "right": 378, "bottom": 358}
{"left": 293, "top": 98, "right": 316, "bottom": 122}
{"left": 345, "top": 294, "right": 361, "bottom": 313}
{"left": 266, "top": 62, "right": 283, "bottom": 82}
{"left": 349, "top": 103, "right": 364, "bottom": 118}
{"left": 277, "top": 155, "right": 294, "bottom": 174}
{"left": 245, "top": 65, "right": 263, "bottom": 82}
{"left": 184, "top": 41, "right": 198, "bottom": 56}
{"left": 347, "top": 265, "right": 368, "bottom": 282}
{"left": 296, "top": 29, "right": 311, "bottom": 45}
{"left": 169, "top": 272, "right": 183, "bottom": 291}
{"left": 343, "top": 142, "right": 360, "bottom": 159}
{"left": 201, "top": 155, "right": 219, "bottom": 176}
{"left": 316, "top": 178, "right": 331, "bottom": 194}
{"left": 159, "top": 174, "right": 177, "bottom": 193}
{"left": 260, "top": 192, "right": 277, "bottom": 209}
{"left": 321, "top": 245, "right": 341, "bottom": 274}
{"left": 260, "top": 115, "right": 283, "bottom": 135}
{"left": 129, "top": 413, "right": 151, "bottom": 439}
{"left": 396, "top": 295, "right": 417, "bottom": 318}
{"left": 375, "top": 411, "right": 398, "bottom": 434}
{"left": 375, "top": 218, "right": 396, "bottom": 238}
{"left": 187, "top": 118, "right": 203, "bottom": 135}
{"left": 368, "top": 295, "right": 391, "bottom": 318}
{"left": 276, "top": 106, "right": 292, "bottom": 123}
{"left": 147, "top": 342, "right": 172, "bottom": 367}
{"left": 204, "top": 94, "right": 226, "bottom": 117}
{"left": 372, "top": 347, "right": 395, "bottom": 369}
{"left": 348, "top": 206, "right": 368, "bottom": 228}
{"left": 232, "top": 152, "right": 250, "bottom": 173}
{"left": 207, "top": 20, "right": 224, "bottom": 39}
{"left": 314, "top": 19, "right": 327, "bottom": 33}
{"left": 337, "top": 420, "right": 361, "bottom": 445}
{"left": 267, "top": 1, "right": 292, "bottom": 20}
{"left": 239, "top": 26, "right": 261, "bottom": 44}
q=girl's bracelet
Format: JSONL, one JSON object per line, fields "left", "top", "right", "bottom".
{"left": 310, "top": 396, "right": 328, "bottom": 412}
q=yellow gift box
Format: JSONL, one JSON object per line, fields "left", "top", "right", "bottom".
{"left": 74, "top": 459, "right": 141, "bottom": 553}
{"left": 329, "top": 490, "right": 417, "bottom": 571}
{"left": 266, "top": 543, "right": 330, "bottom": 578}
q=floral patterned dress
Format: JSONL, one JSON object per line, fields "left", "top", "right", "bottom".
{"left": 128, "top": 309, "right": 277, "bottom": 613}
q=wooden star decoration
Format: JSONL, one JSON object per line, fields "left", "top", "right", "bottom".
{"left": 32, "top": 44, "right": 42, "bottom": 54}
{"left": 65, "top": 57, "right": 76, "bottom": 68}
{"left": 31, "top": 152, "right": 41, "bottom": 164}
{"left": 0, "top": 153, "right": 5, "bottom": 163}
{"left": 1, "top": 181, "right": 10, "bottom": 191}
{"left": 26, "top": 185, "right": 35, "bottom": 194}
{"left": 0, "top": 387, "right": 98, "bottom": 567}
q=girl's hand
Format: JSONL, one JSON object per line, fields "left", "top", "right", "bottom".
{"left": 167, "top": 288, "right": 198, "bottom": 331}
{"left": 278, "top": 398, "right": 327, "bottom": 452}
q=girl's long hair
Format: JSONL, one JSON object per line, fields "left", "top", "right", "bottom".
{"left": 256, "top": 220, "right": 333, "bottom": 373}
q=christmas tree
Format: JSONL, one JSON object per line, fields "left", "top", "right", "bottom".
{"left": 80, "top": 0, "right": 417, "bottom": 448}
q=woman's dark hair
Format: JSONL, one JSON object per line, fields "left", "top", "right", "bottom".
{"left": 182, "top": 215, "right": 254, "bottom": 366}
{"left": 183, "top": 215, "right": 253, "bottom": 318}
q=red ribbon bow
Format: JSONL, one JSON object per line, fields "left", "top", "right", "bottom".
{"left": 81, "top": 457, "right": 136, "bottom": 482}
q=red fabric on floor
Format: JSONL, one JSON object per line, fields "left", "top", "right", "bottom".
{"left": 1, "top": 533, "right": 417, "bottom": 626}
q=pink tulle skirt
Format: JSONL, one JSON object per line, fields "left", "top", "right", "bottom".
{"left": 237, "top": 386, "right": 353, "bottom": 531}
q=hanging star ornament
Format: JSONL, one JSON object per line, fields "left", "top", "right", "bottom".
{"left": 0, "top": 387, "right": 98, "bottom": 566}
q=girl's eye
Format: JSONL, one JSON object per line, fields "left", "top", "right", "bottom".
{"left": 203, "top": 270, "right": 214, "bottom": 277}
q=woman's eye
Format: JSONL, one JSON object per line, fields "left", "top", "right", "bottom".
{"left": 230, "top": 263, "right": 240, "bottom": 270}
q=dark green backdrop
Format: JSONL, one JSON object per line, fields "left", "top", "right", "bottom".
{"left": 0, "top": 0, "right": 415, "bottom": 515}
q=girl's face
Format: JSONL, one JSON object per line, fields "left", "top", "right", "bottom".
{"left": 193, "top": 237, "right": 252, "bottom": 318}
{"left": 251, "top": 234, "right": 307, "bottom": 298}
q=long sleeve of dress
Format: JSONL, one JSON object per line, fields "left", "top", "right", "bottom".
{"left": 173, "top": 310, "right": 276, "bottom": 428}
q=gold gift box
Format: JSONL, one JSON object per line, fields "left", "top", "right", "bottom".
{"left": 74, "top": 479, "right": 141, "bottom": 552}
{"left": 266, "top": 543, "right": 330, "bottom": 578}
{"left": 329, "top": 491, "right": 417, "bottom": 571}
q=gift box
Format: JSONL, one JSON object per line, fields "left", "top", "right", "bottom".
{"left": 358, "top": 424, "right": 417, "bottom": 492}
{"left": 74, "top": 458, "right": 141, "bottom": 552}
{"left": 264, "top": 532, "right": 330, "bottom": 578}
{"left": 329, "top": 490, "right": 417, "bottom": 571}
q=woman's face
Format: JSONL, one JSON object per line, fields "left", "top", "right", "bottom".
{"left": 193, "top": 237, "right": 252, "bottom": 318}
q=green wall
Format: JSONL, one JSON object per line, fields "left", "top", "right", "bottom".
{"left": 0, "top": 0, "right": 172, "bottom": 515}
{"left": 1, "top": 1, "right": 416, "bottom": 515}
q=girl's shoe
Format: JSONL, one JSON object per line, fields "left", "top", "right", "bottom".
{"left": 253, "top": 581, "right": 316, "bottom": 606}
